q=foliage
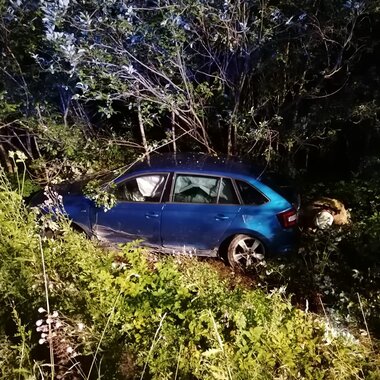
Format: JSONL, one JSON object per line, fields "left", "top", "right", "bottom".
{"left": 257, "top": 177, "right": 380, "bottom": 341}
{"left": 84, "top": 179, "right": 117, "bottom": 211}
{"left": 0, "top": 166, "right": 379, "bottom": 379}
{"left": 1, "top": 0, "right": 379, "bottom": 179}
{"left": 1, "top": 1, "right": 380, "bottom": 377}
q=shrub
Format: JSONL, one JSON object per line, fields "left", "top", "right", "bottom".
{"left": 0, "top": 166, "right": 379, "bottom": 379}
{"left": 303, "top": 180, "right": 380, "bottom": 333}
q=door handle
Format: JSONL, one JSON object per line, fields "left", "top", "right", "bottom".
{"left": 145, "top": 212, "right": 159, "bottom": 219}
{"left": 215, "top": 214, "right": 229, "bottom": 221}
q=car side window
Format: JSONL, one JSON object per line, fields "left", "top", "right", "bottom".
{"left": 115, "top": 174, "right": 167, "bottom": 202}
{"left": 236, "top": 180, "right": 268, "bottom": 205}
{"left": 173, "top": 174, "right": 219, "bottom": 203}
{"left": 218, "top": 178, "right": 239, "bottom": 204}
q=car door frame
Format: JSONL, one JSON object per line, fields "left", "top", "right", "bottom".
{"left": 92, "top": 171, "right": 171, "bottom": 246}
{"left": 160, "top": 171, "right": 242, "bottom": 255}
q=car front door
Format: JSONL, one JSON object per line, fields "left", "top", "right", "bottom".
{"left": 161, "top": 174, "right": 241, "bottom": 253}
{"left": 93, "top": 173, "right": 168, "bottom": 245}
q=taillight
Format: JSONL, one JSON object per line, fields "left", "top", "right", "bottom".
{"left": 277, "top": 208, "right": 297, "bottom": 228}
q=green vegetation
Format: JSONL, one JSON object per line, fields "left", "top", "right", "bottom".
{"left": 0, "top": 166, "right": 379, "bottom": 379}
{"left": 1, "top": 1, "right": 379, "bottom": 177}
{"left": 1, "top": 0, "right": 380, "bottom": 378}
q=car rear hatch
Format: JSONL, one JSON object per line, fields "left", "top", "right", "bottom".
{"left": 258, "top": 172, "right": 301, "bottom": 212}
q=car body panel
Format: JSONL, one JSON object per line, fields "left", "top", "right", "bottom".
{"left": 59, "top": 194, "right": 93, "bottom": 236}
{"left": 93, "top": 202, "right": 164, "bottom": 245}
{"left": 160, "top": 203, "right": 241, "bottom": 252}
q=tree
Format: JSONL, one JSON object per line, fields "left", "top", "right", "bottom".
{"left": 1, "top": 0, "right": 379, "bottom": 178}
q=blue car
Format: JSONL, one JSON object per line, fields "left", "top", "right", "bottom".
{"left": 37, "top": 154, "right": 298, "bottom": 269}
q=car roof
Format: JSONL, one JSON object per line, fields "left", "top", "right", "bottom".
{"left": 127, "top": 153, "right": 263, "bottom": 179}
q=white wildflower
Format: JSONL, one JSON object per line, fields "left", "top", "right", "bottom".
{"left": 15, "top": 150, "right": 27, "bottom": 161}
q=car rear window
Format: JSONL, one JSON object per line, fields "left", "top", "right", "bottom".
{"left": 235, "top": 180, "right": 268, "bottom": 205}
{"left": 259, "top": 172, "right": 299, "bottom": 208}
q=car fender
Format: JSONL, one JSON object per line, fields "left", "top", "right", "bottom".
{"left": 218, "top": 228, "right": 271, "bottom": 252}
{"left": 61, "top": 195, "right": 94, "bottom": 233}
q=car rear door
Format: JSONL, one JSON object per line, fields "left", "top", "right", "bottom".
{"left": 93, "top": 173, "right": 168, "bottom": 245}
{"left": 160, "top": 174, "right": 241, "bottom": 253}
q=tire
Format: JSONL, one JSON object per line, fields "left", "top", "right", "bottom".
{"left": 227, "top": 234, "right": 266, "bottom": 270}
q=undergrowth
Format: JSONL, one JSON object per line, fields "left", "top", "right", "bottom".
{"left": 0, "top": 163, "right": 379, "bottom": 379}
{"left": 250, "top": 177, "right": 380, "bottom": 351}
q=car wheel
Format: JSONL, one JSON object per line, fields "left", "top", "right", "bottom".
{"left": 227, "top": 234, "right": 266, "bottom": 270}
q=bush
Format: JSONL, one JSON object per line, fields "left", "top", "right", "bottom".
{"left": 0, "top": 167, "right": 379, "bottom": 379}
{"left": 257, "top": 178, "right": 380, "bottom": 342}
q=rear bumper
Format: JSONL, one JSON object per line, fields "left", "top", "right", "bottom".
{"left": 268, "top": 227, "right": 298, "bottom": 256}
